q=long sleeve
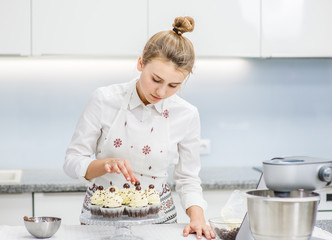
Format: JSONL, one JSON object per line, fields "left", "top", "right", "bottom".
{"left": 173, "top": 107, "right": 207, "bottom": 211}
{"left": 63, "top": 89, "right": 103, "bottom": 184}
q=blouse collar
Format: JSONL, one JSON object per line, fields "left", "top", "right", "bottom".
{"left": 129, "top": 86, "right": 164, "bottom": 114}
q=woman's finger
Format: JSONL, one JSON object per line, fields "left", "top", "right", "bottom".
{"left": 110, "top": 162, "right": 120, "bottom": 174}
{"left": 104, "top": 163, "right": 111, "bottom": 173}
{"left": 183, "top": 224, "right": 191, "bottom": 237}
{"left": 117, "top": 161, "right": 131, "bottom": 181}
{"left": 195, "top": 228, "right": 202, "bottom": 239}
{"left": 207, "top": 226, "right": 216, "bottom": 239}
{"left": 124, "top": 160, "right": 139, "bottom": 184}
{"left": 202, "top": 226, "right": 213, "bottom": 240}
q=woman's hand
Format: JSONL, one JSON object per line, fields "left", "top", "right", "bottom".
{"left": 104, "top": 158, "right": 139, "bottom": 184}
{"left": 183, "top": 206, "right": 215, "bottom": 240}
{"left": 85, "top": 158, "right": 139, "bottom": 185}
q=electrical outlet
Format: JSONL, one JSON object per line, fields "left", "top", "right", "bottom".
{"left": 200, "top": 139, "right": 211, "bottom": 155}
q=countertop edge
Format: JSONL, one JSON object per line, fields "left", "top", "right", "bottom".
{"left": 0, "top": 168, "right": 261, "bottom": 193}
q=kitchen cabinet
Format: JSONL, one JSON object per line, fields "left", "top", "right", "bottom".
{"left": 3, "top": 0, "right": 332, "bottom": 57}
{"left": 0, "top": 193, "right": 33, "bottom": 226}
{"left": 32, "top": 0, "right": 148, "bottom": 56}
{"left": 172, "top": 190, "right": 238, "bottom": 223}
{"left": 0, "top": 0, "right": 30, "bottom": 56}
{"left": 34, "top": 192, "right": 86, "bottom": 225}
{"left": 149, "top": 0, "right": 260, "bottom": 57}
{"left": 262, "top": 0, "right": 332, "bottom": 57}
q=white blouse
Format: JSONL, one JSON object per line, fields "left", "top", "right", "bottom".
{"left": 64, "top": 80, "right": 207, "bottom": 211}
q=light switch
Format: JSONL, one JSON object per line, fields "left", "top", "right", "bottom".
{"left": 200, "top": 139, "right": 211, "bottom": 155}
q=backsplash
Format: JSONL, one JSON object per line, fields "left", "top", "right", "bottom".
{"left": 1, "top": 57, "right": 332, "bottom": 169}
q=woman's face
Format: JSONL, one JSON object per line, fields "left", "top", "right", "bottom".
{"left": 136, "top": 57, "right": 188, "bottom": 105}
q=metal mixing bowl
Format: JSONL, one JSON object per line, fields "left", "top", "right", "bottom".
{"left": 23, "top": 216, "right": 61, "bottom": 238}
{"left": 246, "top": 190, "right": 320, "bottom": 240}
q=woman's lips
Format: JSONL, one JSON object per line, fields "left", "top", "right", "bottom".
{"left": 151, "top": 95, "right": 162, "bottom": 101}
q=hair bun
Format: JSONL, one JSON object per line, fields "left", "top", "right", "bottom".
{"left": 172, "top": 16, "right": 195, "bottom": 35}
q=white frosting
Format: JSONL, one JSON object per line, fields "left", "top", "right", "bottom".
{"left": 129, "top": 189, "right": 148, "bottom": 208}
{"left": 103, "top": 190, "right": 123, "bottom": 208}
{"left": 145, "top": 188, "right": 160, "bottom": 205}
{"left": 90, "top": 189, "right": 105, "bottom": 206}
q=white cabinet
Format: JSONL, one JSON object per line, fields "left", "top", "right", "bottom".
{"left": 34, "top": 192, "right": 86, "bottom": 225}
{"left": 262, "top": 0, "right": 332, "bottom": 57}
{"left": 32, "top": 0, "right": 148, "bottom": 56}
{"left": 149, "top": 0, "right": 260, "bottom": 57}
{"left": 0, "top": 0, "right": 30, "bottom": 56}
{"left": 3, "top": 0, "right": 332, "bottom": 58}
{"left": 0, "top": 193, "right": 33, "bottom": 226}
{"left": 172, "top": 190, "right": 238, "bottom": 223}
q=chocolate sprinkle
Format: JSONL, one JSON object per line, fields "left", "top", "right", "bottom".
{"left": 149, "top": 184, "right": 155, "bottom": 189}
{"left": 123, "top": 183, "right": 130, "bottom": 189}
{"left": 109, "top": 187, "right": 115, "bottom": 192}
{"left": 214, "top": 227, "right": 240, "bottom": 240}
{"left": 134, "top": 181, "right": 140, "bottom": 187}
{"left": 98, "top": 186, "right": 104, "bottom": 190}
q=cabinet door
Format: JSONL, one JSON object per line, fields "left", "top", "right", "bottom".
{"left": 0, "top": 0, "right": 30, "bottom": 55}
{"left": 34, "top": 192, "right": 86, "bottom": 225}
{"left": 262, "top": 0, "right": 332, "bottom": 57}
{"left": 149, "top": 0, "right": 260, "bottom": 57}
{"left": 32, "top": 0, "right": 148, "bottom": 56}
{"left": 172, "top": 190, "right": 238, "bottom": 223}
{"left": 0, "top": 193, "right": 33, "bottom": 226}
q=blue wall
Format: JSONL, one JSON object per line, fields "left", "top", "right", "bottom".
{"left": 1, "top": 57, "right": 332, "bottom": 169}
{"left": 187, "top": 58, "right": 332, "bottom": 167}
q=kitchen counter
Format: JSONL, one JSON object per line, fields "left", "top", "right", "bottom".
{"left": 316, "top": 220, "right": 332, "bottom": 234}
{"left": 0, "top": 167, "right": 261, "bottom": 193}
{"left": 1, "top": 224, "right": 332, "bottom": 240}
{"left": 2, "top": 168, "right": 332, "bottom": 237}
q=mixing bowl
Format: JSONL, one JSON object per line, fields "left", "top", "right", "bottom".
{"left": 23, "top": 216, "right": 61, "bottom": 238}
{"left": 208, "top": 217, "right": 241, "bottom": 240}
{"left": 246, "top": 190, "right": 319, "bottom": 240}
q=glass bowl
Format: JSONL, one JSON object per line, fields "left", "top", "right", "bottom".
{"left": 208, "top": 217, "right": 241, "bottom": 240}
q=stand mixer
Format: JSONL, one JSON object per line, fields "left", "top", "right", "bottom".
{"left": 236, "top": 156, "right": 332, "bottom": 240}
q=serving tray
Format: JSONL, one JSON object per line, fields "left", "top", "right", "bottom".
{"left": 80, "top": 211, "right": 166, "bottom": 227}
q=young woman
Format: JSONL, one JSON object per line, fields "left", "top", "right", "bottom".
{"left": 64, "top": 16, "right": 215, "bottom": 240}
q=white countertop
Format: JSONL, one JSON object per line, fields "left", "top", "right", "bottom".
{"left": 1, "top": 224, "right": 332, "bottom": 240}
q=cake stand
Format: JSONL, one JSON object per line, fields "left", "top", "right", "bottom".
{"left": 80, "top": 211, "right": 166, "bottom": 240}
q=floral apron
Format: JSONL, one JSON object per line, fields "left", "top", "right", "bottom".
{"left": 81, "top": 80, "right": 177, "bottom": 223}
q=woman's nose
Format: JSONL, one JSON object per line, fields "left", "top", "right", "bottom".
{"left": 156, "top": 85, "right": 166, "bottom": 97}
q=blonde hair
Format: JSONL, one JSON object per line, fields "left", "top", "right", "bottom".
{"left": 142, "top": 16, "right": 195, "bottom": 74}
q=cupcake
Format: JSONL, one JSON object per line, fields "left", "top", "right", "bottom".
{"left": 145, "top": 184, "right": 161, "bottom": 215}
{"left": 100, "top": 187, "right": 124, "bottom": 219}
{"left": 89, "top": 186, "right": 105, "bottom": 218}
{"left": 119, "top": 183, "right": 132, "bottom": 205}
{"left": 119, "top": 183, "right": 134, "bottom": 215}
{"left": 127, "top": 185, "right": 149, "bottom": 218}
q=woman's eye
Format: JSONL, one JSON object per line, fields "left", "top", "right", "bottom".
{"left": 153, "top": 78, "right": 160, "bottom": 83}
{"left": 169, "top": 85, "right": 177, "bottom": 88}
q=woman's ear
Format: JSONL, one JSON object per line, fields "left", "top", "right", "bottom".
{"left": 137, "top": 56, "right": 143, "bottom": 72}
